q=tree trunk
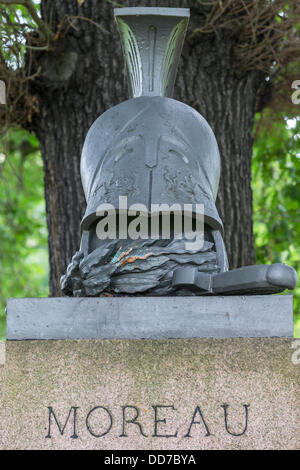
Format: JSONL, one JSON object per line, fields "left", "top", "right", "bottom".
{"left": 31, "top": 0, "right": 263, "bottom": 296}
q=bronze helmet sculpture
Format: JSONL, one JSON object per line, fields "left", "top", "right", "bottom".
{"left": 61, "top": 7, "right": 297, "bottom": 297}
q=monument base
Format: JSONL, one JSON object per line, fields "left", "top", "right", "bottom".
{"left": 0, "top": 337, "right": 299, "bottom": 450}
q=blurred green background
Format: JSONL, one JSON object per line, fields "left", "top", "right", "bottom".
{"left": 0, "top": 128, "right": 48, "bottom": 339}
{"left": 0, "top": 110, "right": 299, "bottom": 339}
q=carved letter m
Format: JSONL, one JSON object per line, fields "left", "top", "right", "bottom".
{"left": 45, "top": 406, "right": 79, "bottom": 439}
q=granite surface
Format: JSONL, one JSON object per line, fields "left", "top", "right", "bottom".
{"left": 0, "top": 338, "right": 299, "bottom": 449}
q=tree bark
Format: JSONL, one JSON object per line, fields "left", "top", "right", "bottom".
{"left": 30, "top": 0, "right": 264, "bottom": 296}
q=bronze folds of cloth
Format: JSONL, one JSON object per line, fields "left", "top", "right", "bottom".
{"left": 61, "top": 7, "right": 297, "bottom": 297}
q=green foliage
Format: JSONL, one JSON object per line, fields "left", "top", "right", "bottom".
{"left": 0, "top": 128, "right": 48, "bottom": 339}
{"left": 252, "top": 111, "right": 300, "bottom": 337}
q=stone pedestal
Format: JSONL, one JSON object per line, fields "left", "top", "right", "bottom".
{"left": 6, "top": 295, "right": 294, "bottom": 339}
{"left": 0, "top": 338, "right": 299, "bottom": 450}
{"left": 1, "top": 297, "right": 299, "bottom": 450}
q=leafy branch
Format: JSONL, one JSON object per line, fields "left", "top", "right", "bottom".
{"left": 0, "top": 0, "right": 54, "bottom": 41}
{"left": 192, "top": 0, "right": 300, "bottom": 74}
